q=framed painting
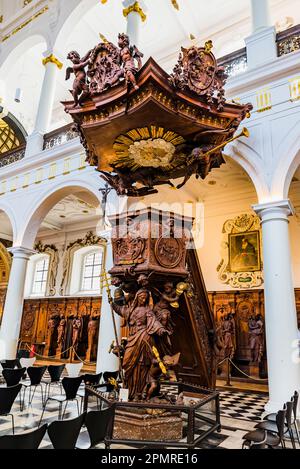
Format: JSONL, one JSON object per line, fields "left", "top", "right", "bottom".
{"left": 229, "top": 230, "right": 261, "bottom": 273}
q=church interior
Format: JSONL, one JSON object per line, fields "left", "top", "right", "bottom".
{"left": 0, "top": 0, "right": 300, "bottom": 452}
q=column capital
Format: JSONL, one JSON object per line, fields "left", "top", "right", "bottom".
{"left": 8, "top": 247, "right": 36, "bottom": 260}
{"left": 42, "top": 53, "right": 63, "bottom": 70}
{"left": 123, "top": 1, "right": 147, "bottom": 22}
{"left": 252, "top": 199, "right": 295, "bottom": 222}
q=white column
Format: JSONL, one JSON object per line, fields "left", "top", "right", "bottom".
{"left": 245, "top": 0, "right": 277, "bottom": 69}
{"left": 25, "top": 52, "right": 62, "bottom": 157}
{"left": 122, "top": 0, "right": 147, "bottom": 46}
{"left": 251, "top": 0, "right": 271, "bottom": 32}
{"left": 96, "top": 232, "right": 121, "bottom": 373}
{"left": 253, "top": 200, "right": 300, "bottom": 414}
{"left": 0, "top": 247, "right": 35, "bottom": 360}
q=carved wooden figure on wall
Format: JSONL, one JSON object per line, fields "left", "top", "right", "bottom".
{"left": 85, "top": 314, "right": 100, "bottom": 362}
{"left": 220, "top": 313, "right": 236, "bottom": 359}
{"left": 44, "top": 314, "right": 59, "bottom": 356}
{"left": 248, "top": 314, "right": 264, "bottom": 364}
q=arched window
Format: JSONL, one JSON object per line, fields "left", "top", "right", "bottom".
{"left": 69, "top": 246, "right": 104, "bottom": 296}
{"left": 32, "top": 256, "right": 49, "bottom": 295}
{"left": 25, "top": 253, "right": 50, "bottom": 298}
{"left": 81, "top": 251, "right": 103, "bottom": 292}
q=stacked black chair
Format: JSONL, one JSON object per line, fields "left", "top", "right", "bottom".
{"left": 42, "top": 364, "right": 65, "bottom": 399}
{"left": 76, "top": 407, "right": 115, "bottom": 449}
{"left": 0, "top": 424, "right": 47, "bottom": 449}
{"left": 242, "top": 408, "right": 286, "bottom": 449}
{"left": 40, "top": 375, "right": 83, "bottom": 423}
{"left": 291, "top": 391, "right": 300, "bottom": 446}
{"left": 21, "top": 366, "right": 47, "bottom": 409}
{"left": 0, "top": 384, "right": 22, "bottom": 434}
{"left": 47, "top": 413, "right": 86, "bottom": 449}
{"left": 257, "top": 401, "right": 296, "bottom": 448}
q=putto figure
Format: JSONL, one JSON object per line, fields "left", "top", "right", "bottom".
{"left": 65, "top": 50, "right": 92, "bottom": 107}
{"left": 118, "top": 33, "right": 143, "bottom": 90}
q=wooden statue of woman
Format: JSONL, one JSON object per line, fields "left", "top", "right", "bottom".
{"left": 111, "top": 288, "right": 168, "bottom": 400}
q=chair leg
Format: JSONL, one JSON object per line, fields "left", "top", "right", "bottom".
{"left": 21, "top": 386, "right": 27, "bottom": 412}
{"left": 40, "top": 384, "right": 44, "bottom": 407}
{"left": 39, "top": 398, "right": 48, "bottom": 427}
{"left": 289, "top": 428, "right": 296, "bottom": 449}
{"left": 62, "top": 401, "right": 68, "bottom": 420}
{"left": 281, "top": 438, "right": 286, "bottom": 449}
{"left": 10, "top": 414, "right": 15, "bottom": 435}
{"left": 294, "top": 422, "right": 300, "bottom": 447}
{"left": 29, "top": 386, "right": 36, "bottom": 406}
{"left": 76, "top": 399, "right": 80, "bottom": 416}
{"left": 58, "top": 402, "right": 63, "bottom": 420}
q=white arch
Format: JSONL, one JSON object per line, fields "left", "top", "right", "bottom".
{"left": 225, "top": 140, "right": 270, "bottom": 203}
{"left": 17, "top": 179, "right": 103, "bottom": 249}
{"left": 52, "top": 0, "right": 99, "bottom": 55}
{"left": 271, "top": 118, "right": 300, "bottom": 200}
{"left": 0, "top": 34, "right": 48, "bottom": 77}
{"left": 0, "top": 201, "right": 17, "bottom": 244}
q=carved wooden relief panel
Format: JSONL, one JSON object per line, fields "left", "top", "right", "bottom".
{"left": 19, "top": 296, "right": 102, "bottom": 362}
{"left": 209, "top": 289, "right": 267, "bottom": 378}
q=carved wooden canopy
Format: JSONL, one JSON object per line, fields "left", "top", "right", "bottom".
{"left": 63, "top": 35, "right": 252, "bottom": 196}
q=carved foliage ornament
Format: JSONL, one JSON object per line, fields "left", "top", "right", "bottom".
{"left": 35, "top": 241, "right": 59, "bottom": 296}
{"left": 217, "top": 213, "right": 263, "bottom": 289}
{"left": 169, "top": 41, "right": 227, "bottom": 111}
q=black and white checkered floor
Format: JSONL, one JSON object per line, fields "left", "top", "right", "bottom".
{"left": 219, "top": 391, "right": 268, "bottom": 422}
{"left": 0, "top": 379, "right": 293, "bottom": 449}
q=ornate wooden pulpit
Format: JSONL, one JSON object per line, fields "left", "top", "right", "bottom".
{"left": 63, "top": 32, "right": 252, "bottom": 395}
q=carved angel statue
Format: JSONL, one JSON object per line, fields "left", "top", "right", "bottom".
{"left": 118, "top": 33, "right": 143, "bottom": 90}
{"left": 65, "top": 50, "right": 93, "bottom": 107}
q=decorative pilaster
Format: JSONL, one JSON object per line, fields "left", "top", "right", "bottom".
{"left": 0, "top": 247, "right": 35, "bottom": 359}
{"left": 253, "top": 200, "right": 300, "bottom": 414}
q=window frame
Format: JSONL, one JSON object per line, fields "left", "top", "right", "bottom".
{"left": 80, "top": 250, "right": 103, "bottom": 294}
{"left": 31, "top": 254, "right": 50, "bottom": 297}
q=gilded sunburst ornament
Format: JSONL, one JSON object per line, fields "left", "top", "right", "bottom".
{"left": 113, "top": 126, "right": 185, "bottom": 171}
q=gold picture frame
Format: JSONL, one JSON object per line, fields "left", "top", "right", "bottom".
{"left": 229, "top": 230, "right": 261, "bottom": 273}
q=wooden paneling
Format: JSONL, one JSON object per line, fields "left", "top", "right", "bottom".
{"left": 19, "top": 296, "right": 101, "bottom": 362}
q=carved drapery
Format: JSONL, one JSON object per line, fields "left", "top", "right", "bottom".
{"left": 217, "top": 213, "right": 263, "bottom": 288}
{"left": 35, "top": 241, "right": 59, "bottom": 296}
{"left": 60, "top": 232, "right": 107, "bottom": 296}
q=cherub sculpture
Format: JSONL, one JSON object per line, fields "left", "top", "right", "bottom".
{"left": 65, "top": 50, "right": 92, "bottom": 107}
{"left": 118, "top": 33, "right": 143, "bottom": 90}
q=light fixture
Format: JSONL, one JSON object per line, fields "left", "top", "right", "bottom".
{"left": 14, "top": 88, "right": 22, "bottom": 103}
